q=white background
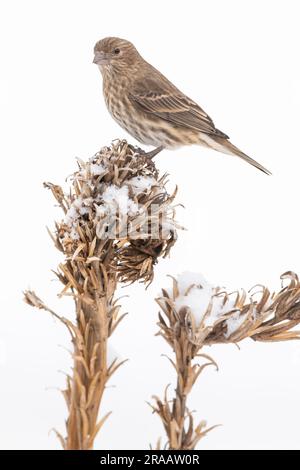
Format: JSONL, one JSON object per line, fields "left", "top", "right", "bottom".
{"left": 0, "top": 0, "right": 300, "bottom": 450}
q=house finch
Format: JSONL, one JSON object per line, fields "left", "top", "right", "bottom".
{"left": 93, "top": 37, "right": 271, "bottom": 174}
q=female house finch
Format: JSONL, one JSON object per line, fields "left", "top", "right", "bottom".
{"left": 93, "top": 37, "right": 270, "bottom": 175}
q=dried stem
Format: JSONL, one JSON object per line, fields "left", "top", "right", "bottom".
{"left": 25, "top": 248, "right": 121, "bottom": 449}
{"left": 65, "top": 278, "right": 115, "bottom": 450}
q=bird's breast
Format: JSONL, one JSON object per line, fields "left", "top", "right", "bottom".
{"left": 103, "top": 80, "right": 131, "bottom": 126}
{"left": 103, "top": 79, "right": 153, "bottom": 143}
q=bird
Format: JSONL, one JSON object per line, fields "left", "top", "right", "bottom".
{"left": 93, "top": 37, "right": 271, "bottom": 175}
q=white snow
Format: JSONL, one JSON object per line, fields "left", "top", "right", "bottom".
{"left": 64, "top": 185, "right": 141, "bottom": 239}
{"left": 77, "top": 160, "right": 106, "bottom": 180}
{"left": 95, "top": 204, "right": 107, "bottom": 219}
{"left": 176, "top": 271, "right": 210, "bottom": 295}
{"left": 126, "top": 176, "right": 156, "bottom": 194}
{"left": 69, "top": 227, "right": 80, "bottom": 240}
{"left": 65, "top": 205, "right": 78, "bottom": 224}
{"left": 101, "top": 185, "right": 139, "bottom": 216}
{"left": 225, "top": 311, "right": 246, "bottom": 338}
{"left": 65, "top": 196, "right": 93, "bottom": 225}
{"left": 79, "top": 206, "right": 89, "bottom": 216}
{"left": 90, "top": 163, "right": 105, "bottom": 176}
{"left": 174, "top": 271, "right": 241, "bottom": 333}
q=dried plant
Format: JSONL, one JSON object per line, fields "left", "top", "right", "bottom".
{"left": 24, "top": 139, "right": 180, "bottom": 450}
{"left": 152, "top": 271, "right": 300, "bottom": 450}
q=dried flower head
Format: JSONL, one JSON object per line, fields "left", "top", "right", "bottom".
{"left": 157, "top": 271, "right": 300, "bottom": 347}
{"left": 45, "top": 140, "right": 180, "bottom": 285}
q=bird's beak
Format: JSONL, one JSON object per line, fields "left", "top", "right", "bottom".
{"left": 93, "top": 51, "right": 110, "bottom": 65}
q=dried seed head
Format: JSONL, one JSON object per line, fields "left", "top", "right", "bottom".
{"left": 45, "top": 140, "right": 182, "bottom": 285}
{"left": 157, "top": 271, "right": 300, "bottom": 347}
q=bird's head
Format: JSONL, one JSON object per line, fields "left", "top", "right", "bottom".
{"left": 93, "top": 37, "right": 140, "bottom": 71}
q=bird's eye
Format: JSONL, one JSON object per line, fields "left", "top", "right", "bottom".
{"left": 114, "top": 48, "right": 120, "bottom": 55}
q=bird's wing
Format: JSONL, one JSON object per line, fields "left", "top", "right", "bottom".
{"left": 129, "top": 74, "right": 229, "bottom": 138}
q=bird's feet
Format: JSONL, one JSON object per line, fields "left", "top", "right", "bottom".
{"left": 142, "top": 146, "right": 164, "bottom": 159}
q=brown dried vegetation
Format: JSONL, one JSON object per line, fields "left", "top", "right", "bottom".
{"left": 152, "top": 272, "right": 300, "bottom": 449}
{"left": 24, "top": 140, "right": 180, "bottom": 449}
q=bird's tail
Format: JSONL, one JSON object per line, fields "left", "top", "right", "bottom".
{"left": 200, "top": 134, "right": 271, "bottom": 175}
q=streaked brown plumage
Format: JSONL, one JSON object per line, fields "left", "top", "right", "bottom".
{"left": 93, "top": 37, "right": 271, "bottom": 175}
